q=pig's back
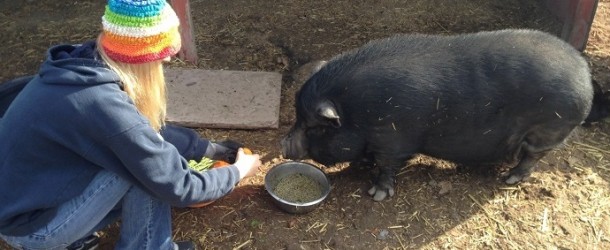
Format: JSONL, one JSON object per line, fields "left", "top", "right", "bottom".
{"left": 320, "top": 29, "right": 590, "bottom": 99}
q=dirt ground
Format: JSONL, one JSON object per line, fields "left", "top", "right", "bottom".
{"left": 1, "top": 0, "right": 609, "bottom": 249}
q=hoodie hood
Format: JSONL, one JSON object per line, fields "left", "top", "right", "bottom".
{"left": 38, "top": 41, "right": 121, "bottom": 86}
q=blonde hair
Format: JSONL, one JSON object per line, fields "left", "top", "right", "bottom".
{"left": 97, "top": 35, "right": 167, "bottom": 131}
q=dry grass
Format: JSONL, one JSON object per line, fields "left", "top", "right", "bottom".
{"left": 419, "top": 126, "right": 610, "bottom": 249}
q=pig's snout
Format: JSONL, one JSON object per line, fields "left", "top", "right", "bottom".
{"left": 280, "top": 130, "right": 308, "bottom": 160}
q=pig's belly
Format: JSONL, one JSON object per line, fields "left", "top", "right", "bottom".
{"left": 420, "top": 126, "right": 522, "bottom": 165}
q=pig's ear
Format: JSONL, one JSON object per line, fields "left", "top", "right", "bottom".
{"left": 316, "top": 100, "right": 341, "bottom": 128}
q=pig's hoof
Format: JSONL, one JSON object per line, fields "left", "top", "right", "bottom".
{"left": 505, "top": 175, "right": 523, "bottom": 185}
{"left": 503, "top": 171, "right": 530, "bottom": 185}
{"left": 367, "top": 185, "right": 395, "bottom": 201}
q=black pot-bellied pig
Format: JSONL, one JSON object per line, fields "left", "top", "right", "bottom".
{"left": 281, "top": 29, "right": 594, "bottom": 201}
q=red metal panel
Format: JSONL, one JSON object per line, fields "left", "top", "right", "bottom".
{"left": 546, "top": 0, "right": 598, "bottom": 51}
{"left": 569, "top": 0, "right": 598, "bottom": 51}
{"left": 170, "top": 0, "right": 198, "bottom": 64}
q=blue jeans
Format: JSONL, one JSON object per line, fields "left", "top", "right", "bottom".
{"left": 0, "top": 171, "right": 175, "bottom": 250}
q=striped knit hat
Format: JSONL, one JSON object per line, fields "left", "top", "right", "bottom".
{"left": 100, "top": 0, "right": 181, "bottom": 64}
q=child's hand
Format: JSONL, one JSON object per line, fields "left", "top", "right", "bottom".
{"left": 233, "top": 148, "right": 261, "bottom": 179}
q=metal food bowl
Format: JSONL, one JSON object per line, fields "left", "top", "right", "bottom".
{"left": 264, "top": 161, "right": 331, "bottom": 214}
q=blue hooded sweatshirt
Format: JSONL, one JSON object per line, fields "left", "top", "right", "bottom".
{"left": 0, "top": 42, "right": 241, "bottom": 236}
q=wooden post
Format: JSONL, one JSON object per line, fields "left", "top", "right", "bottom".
{"left": 546, "top": 0, "right": 598, "bottom": 51}
{"left": 170, "top": 0, "right": 198, "bottom": 64}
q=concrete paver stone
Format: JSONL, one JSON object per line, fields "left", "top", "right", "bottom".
{"left": 165, "top": 68, "right": 282, "bottom": 129}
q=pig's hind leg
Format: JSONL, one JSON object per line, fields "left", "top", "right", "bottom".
{"left": 504, "top": 145, "right": 548, "bottom": 184}
{"left": 504, "top": 126, "right": 575, "bottom": 184}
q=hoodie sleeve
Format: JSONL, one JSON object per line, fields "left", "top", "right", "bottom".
{"left": 159, "top": 124, "right": 211, "bottom": 161}
{"left": 105, "top": 123, "right": 241, "bottom": 206}
{"left": 81, "top": 86, "right": 240, "bottom": 207}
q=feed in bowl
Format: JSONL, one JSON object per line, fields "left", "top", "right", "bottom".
{"left": 273, "top": 173, "right": 322, "bottom": 203}
{"left": 265, "top": 161, "right": 330, "bottom": 214}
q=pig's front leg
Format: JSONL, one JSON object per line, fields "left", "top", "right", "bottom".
{"left": 367, "top": 164, "right": 402, "bottom": 201}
